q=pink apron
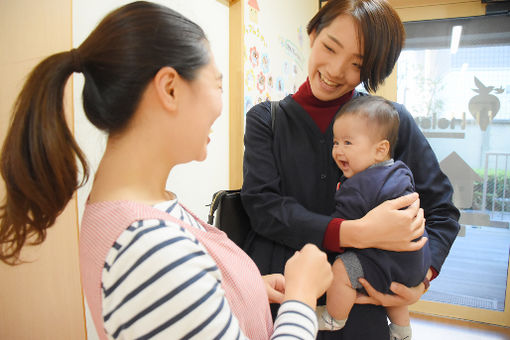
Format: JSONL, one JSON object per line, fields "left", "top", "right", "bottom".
{"left": 79, "top": 200, "right": 273, "bottom": 339}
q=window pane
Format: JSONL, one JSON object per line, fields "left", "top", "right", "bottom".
{"left": 397, "top": 15, "right": 510, "bottom": 311}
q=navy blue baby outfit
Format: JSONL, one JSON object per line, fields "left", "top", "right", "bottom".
{"left": 333, "top": 160, "right": 431, "bottom": 293}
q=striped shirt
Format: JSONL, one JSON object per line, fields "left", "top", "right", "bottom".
{"left": 89, "top": 199, "right": 318, "bottom": 339}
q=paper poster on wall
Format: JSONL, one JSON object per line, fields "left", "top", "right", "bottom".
{"left": 244, "top": 0, "right": 308, "bottom": 115}
{"left": 248, "top": 0, "right": 260, "bottom": 23}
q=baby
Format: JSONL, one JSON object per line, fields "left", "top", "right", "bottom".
{"left": 317, "top": 95, "right": 431, "bottom": 340}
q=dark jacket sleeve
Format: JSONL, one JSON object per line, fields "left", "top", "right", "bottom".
{"left": 241, "top": 102, "right": 332, "bottom": 251}
{"left": 393, "top": 103, "right": 460, "bottom": 273}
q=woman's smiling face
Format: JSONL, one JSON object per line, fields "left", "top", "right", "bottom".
{"left": 307, "top": 14, "right": 363, "bottom": 101}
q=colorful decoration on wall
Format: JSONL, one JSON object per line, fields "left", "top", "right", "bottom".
{"left": 248, "top": 0, "right": 260, "bottom": 23}
{"left": 279, "top": 37, "right": 305, "bottom": 71}
{"left": 257, "top": 72, "right": 266, "bottom": 93}
{"left": 261, "top": 53, "right": 270, "bottom": 74}
{"left": 246, "top": 69, "right": 255, "bottom": 91}
{"left": 297, "top": 26, "right": 304, "bottom": 47}
{"left": 249, "top": 46, "right": 259, "bottom": 68}
{"left": 276, "top": 77, "right": 285, "bottom": 92}
{"left": 245, "top": 24, "right": 266, "bottom": 45}
{"left": 244, "top": 96, "right": 254, "bottom": 113}
{"left": 243, "top": 1, "right": 307, "bottom": 115}
{"left": 248, "top": 0, "right": 260, "bottom": 11}
{"left": 268, "top": 75, "right": 274, "bottom": 89}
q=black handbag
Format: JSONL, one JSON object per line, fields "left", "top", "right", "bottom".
{"left": 207, "top": 101, "right": 279, "bottom": 247}
{"left": 207, "top": 189, "right": 251, "bottom": 247}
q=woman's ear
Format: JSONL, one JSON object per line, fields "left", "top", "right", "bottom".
{"left": 154, "top": 66, "right": 179, "bottom": 112}
{"left": 375, "top": 140, "right": 390, "bottom": 162}
{"left": 309, "top": 29, "right": 317, "bottom": 47}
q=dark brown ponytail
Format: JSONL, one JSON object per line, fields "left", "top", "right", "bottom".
{"left": 0, "top": 51, "right": 89, "bottom": 264}
{"left": 0, "top": 1, "right": 209, "bottom": 264}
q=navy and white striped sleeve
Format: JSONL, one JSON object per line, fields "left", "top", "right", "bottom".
{"left": 102, "top": 218, "right": 243, "bottom": 339}
{"left": 272, "top": 300, "right": 318, "bottom": 339}
{"left": 101, "top": 218, "right": 318, "bottom": 339}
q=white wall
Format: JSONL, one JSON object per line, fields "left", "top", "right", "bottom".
{"left": 72, "top": 1, "right": 229, "bottom": 339}
{"left": 73, "top": 0, "right": 229, "bottom": 221}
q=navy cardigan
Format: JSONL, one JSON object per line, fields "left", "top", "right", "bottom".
{"left": 241, "top": 92, "right": 459, "bottom": 339}
{"left": 242, "top": 92, "right": 459, "bottom": 273}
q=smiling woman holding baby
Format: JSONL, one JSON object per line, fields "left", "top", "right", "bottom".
{"left": 241, "top": 0, "right": 460, "bottom": 339}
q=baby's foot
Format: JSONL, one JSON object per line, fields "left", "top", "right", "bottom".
{"left": 315, "top": 305, "right": 346, "bottom": 331}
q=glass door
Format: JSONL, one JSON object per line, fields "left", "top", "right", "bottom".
{"left": 381, "top": 3, "right": 510, "bottom": 326}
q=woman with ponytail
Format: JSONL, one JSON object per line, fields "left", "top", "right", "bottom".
{"left": 0, "top": 2, "right": 333, "bottom": 339}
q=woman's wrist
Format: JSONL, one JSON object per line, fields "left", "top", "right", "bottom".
{"left": 339, "top": 218, "right": 368, "bottom": 248}
{"left": 283, "top": 289, "right": 317, "bottom": 310}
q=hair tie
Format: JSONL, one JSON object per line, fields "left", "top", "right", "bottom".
{"left": 70, "top": 48, "right": 83, "bottom": 73}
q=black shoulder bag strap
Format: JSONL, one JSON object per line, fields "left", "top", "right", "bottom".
{"left": 207, "top": 100, "right": 280, "bottom": 246}
{"left": 270, "top": 100, "right": 278, "bottom": 132}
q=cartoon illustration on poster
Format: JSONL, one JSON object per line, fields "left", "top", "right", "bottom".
{"left": 257, "top": 72, "right": 266, "bottom": 94}
{"left": 276, "top": 77, "right": 285, "bottom": 93}
{"left": 249, "top": 46, "right": 259, "bottom": 68}
{"left": 248, "top": 0, "right": 260, "bottom": 24}
{"left": 244, "top": 96, "right": 254, "bottom": 114}
{"left": 261, "top": 53, "right": 270, "bottom": 74}
{"left": 246, "top": 69, "right": 255, "bottom": 92}
{"left": 279, "top": 37, "right": 304, "bottom": 72}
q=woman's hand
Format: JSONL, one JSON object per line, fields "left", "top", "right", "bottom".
{"left": 283, "top": 244, "right": 333, "bottom": 310}
{"left": 343, "top": 193, "right": 427, "bottom": 251}
{"left": 355, "top": 273, "right": 429, "bottom": 307}
{"left": 262, "top": 274, "right": 285, "bottom": 304}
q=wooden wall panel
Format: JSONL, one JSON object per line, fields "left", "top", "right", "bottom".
{"left": 0, "top": 1, "right": 86, "bottom": 339}
{"left": 229, "top": 0, "right": 244, "bottom": 189}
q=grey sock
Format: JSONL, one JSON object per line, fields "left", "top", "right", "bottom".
{"left": 389, "top": 323, "right": 412, "bottom": 340}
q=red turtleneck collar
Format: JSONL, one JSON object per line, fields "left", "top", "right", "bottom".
{"left": 292, "top": 78, "right": 354, "bottom": 133}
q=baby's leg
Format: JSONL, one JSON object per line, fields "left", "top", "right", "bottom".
{"left": 317, "top": 253, "right": 361, "bottom": 331}
{"left": 387, "top": 305, "right": 412, "bottom": 340}
{"left": 327, "top": 257, "right": 356, "bottom": 320}
{"left": 387, "top": 305, "right": 410, "bottom": 326}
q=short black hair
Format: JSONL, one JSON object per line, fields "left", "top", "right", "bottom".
{"left": 308, "top": 0, "right": 405, "bottom": 93}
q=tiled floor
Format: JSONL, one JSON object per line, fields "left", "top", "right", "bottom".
{"left": 422, "top": 224, "right": 510, "bottom": 311}
{"left": 411, "top": 313, "right": 510, "bottom": 340}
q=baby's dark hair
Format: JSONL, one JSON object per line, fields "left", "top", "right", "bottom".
{"left": 334, "top": 95, "right": 399, "bottom": 156}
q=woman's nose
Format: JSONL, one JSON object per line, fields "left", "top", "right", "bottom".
{"left": 332, "top": 58, "right": 347, "bottom": 80}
